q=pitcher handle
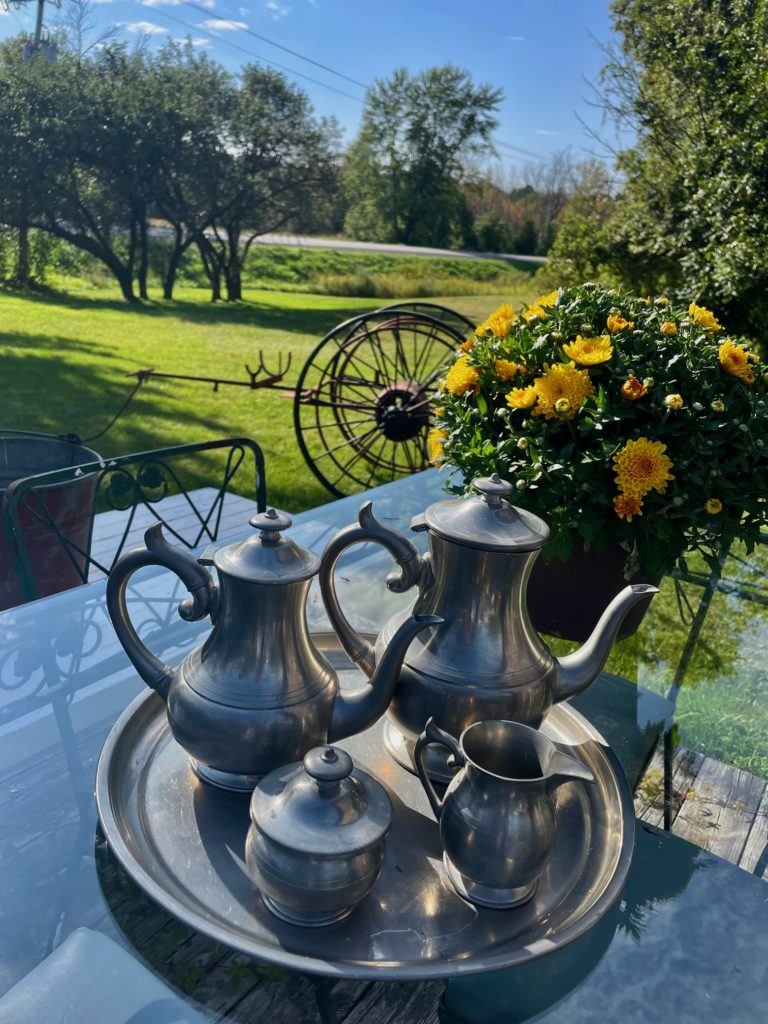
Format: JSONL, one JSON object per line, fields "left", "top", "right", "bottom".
{"left": 415, "top": 718, "right": 465, "bottom": 820}
{"left": 106, "top": 523, "right": 217, "bottom": 701}
{"left": 318, "top": 501, "right": 424, "bottom": 678}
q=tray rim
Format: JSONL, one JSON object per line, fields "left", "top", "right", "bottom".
{"left": 95, "top": 636, "right": 636, "bottom": 981}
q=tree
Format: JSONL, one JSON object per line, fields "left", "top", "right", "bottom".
{"left": 0, "top": 41, "right": 165, "bottom": 301}
{"left": 592, "top": 0, "right": 768, "bottom": 339}
{"left": 343, "top": 66, "right": 501, "bottom": 248}
{"left": 147, "top": 43, "right": 234, "bottom": 300}
{"left": 536, "top": 159, "right": 623, "bottom": 288}
{"left": 189, "top": 65, "right": 339, "bottom": 302}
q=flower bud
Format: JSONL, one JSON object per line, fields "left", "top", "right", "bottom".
{"left": 664, "top": 393, "right": 684, "bottom": 410}
{"left": 517, "top": 437, "right": 529, "bottom": 449}
{"left": 711, "top": 399, "right": 725, "bottom": 412}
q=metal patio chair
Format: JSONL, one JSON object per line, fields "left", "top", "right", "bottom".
{"left": 1, "top": 436, "right": 266, "bottom": 605}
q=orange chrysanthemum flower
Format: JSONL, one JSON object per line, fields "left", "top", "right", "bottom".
{"left": 621, "top": 375, "right": 647, "bottom": 400}
{"left": 614, "top": 494, "right": 643, "bottom": 521}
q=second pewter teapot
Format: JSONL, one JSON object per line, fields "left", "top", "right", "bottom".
{"left": 106, "top": 509, "right": 438, "bottom": 792}
{"left": 320, "top": 475, "right": 658, "bottom": 781}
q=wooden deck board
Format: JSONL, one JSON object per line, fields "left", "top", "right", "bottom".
{"left": 739, "top": 783, "right": 768, "bottom": 879}
{"left": 671, "top": 755, "right": 766, "bottom": 864}
{"left": 636, "top": 744, "right": 768, "bottom": 877}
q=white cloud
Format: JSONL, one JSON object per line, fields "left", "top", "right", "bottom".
{"left": 189, "top": 36, "right": 212, "bottom": 46}
{"left": 199, "top": 17, "right": 248, "bottom": 30}
{"left": 124, "top": 20, "right": 169, "bottom": 34}
{"left": 264, "top": 0, "right": 290, "bottom": 17}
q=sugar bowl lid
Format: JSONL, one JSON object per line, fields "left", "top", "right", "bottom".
{"left": 418, "top": 474, "right": 549, "bottom": 552}
{"left": 249, "top": 745, "right": 392, "bottom": 857}
{"left": 211, "top": 507, "right": 320, "bottom": 584}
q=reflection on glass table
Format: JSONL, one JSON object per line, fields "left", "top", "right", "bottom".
{"left": 0, "top": 468, "right": 766, "bottom": 1024}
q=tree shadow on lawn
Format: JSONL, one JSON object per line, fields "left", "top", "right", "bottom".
{"left": 0, "top": 333, "right": 331, "bottom": 511}
{"left": 0, "top": 339, "right": 248, "bottom": 452}
{"left": 11, "top": 288, "right": 381, "bottom": 338}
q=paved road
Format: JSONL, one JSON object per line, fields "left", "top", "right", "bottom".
{"left": 252, "top": 233, "right": 547, "bottom": 266}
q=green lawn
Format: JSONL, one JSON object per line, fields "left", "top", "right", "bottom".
{"left": 2, "top": 277, "right": 767, "bottom": 780}
{"left": 0, "top": 280, "right": 533, "bottom": 512}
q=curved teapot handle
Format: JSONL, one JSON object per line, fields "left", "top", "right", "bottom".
{"left": 106, "top": 523, "right": 217, "bottom": 701}
{"left": 415, "top": 718, "right": 465, "bottom": 820}
{"left": 318, "top": 501, "right": 424, "bottom": 678}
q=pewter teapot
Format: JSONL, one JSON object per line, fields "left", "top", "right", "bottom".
{"left": 320, "top": 476, "right": 657, "bottom": 780}
{"left": 106, "top": 510, "right": 438, "bottom": 791}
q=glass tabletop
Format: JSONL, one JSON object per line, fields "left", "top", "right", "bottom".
{"left": 0, "top": 468, "right": 765, "bottom": 1022}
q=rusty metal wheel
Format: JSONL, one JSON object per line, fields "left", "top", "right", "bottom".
{"left": 293, "top": 308, "right": 465, "bottom": 498}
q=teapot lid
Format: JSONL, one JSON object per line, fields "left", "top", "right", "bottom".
{"left": 249, "top": 745, "right": 392, "bottom": 857}
{"left": 421, "top": 475, "right": 549, "bottom": 552}
{"left": 212, "top": 508, "right": 321, "bottom": 584}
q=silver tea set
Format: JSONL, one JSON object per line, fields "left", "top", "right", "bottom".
{"left": 107, "top": 475, "right": 656, "bottom": 922}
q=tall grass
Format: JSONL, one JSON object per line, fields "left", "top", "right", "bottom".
{"left": 309, "top": 271, "right": 529, "bottom": 298}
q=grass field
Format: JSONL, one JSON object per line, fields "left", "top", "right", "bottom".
{"left": 1, "top": 274, "right": 767, "bottom": 779}
{"left": 0, "top": 278, "right": 535, "bottom": 511}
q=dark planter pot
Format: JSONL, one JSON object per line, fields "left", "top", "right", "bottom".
{"left": 0, "top": 436, "right": 101, "bottom": 611}
{"left": 527, "top": 542, "right": 662, "bottom": 645}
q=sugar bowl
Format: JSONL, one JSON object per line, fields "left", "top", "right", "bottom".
{"left": 246, "top": 745, "right": 392, "bottom": 926}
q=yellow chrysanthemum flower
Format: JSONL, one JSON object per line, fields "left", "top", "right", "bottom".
{"left": 614, "top": 493, "right": 643, "bottom": 522}
{"left": 459, "top": 337, "right": 474, "bottom": 352}
{"left": 719, "top": 339, "right": 755, "bottom": 383}
{"left": 494, "top": 358, "right": 519, "bottom": 381}
{"left": 614, "top": 438, "right": 674, "bottom": 498}
{"left": 562, "top": 335, "right": 613, "bottom": 366}
{"left": 477, "top": 302, "right": 518, "bottom": 339}
{"left": 660, "top": 321, "right": 677, "bottom": 336}
{"left": 532, "top": 362, "right": 594, "bottom": 420}
{"left": 521, "top": 290, "right": 558, "bottom": 323}
{"left": 607, "top": 315, "right": 634, "bottom": 333}
{"left": 443, "top": 355, "right": 479, "bottom": 395}
{"left": 689, "top": 302, "right": 722, "bottom": 332}
{"left": 664, "top": 393, "right": 684, "bottom": 410}
{"left": 427, "top": 428, "right": 447, "bottom": 466}
{"left": 705, "top": 498, "right": 722, "bottom": 515}
{"left": 506, "top": 386, "right": 537, "bottom": 410}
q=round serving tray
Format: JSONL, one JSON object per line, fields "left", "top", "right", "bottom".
{"left": 96, "top": 633, "right": 634, "bottom": 981}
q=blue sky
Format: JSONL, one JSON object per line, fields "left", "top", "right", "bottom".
{"left": 0, "top": 0, "right": 616, "bottom": 169}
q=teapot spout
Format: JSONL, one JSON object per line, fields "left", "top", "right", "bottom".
{"left": 328, "top": 614, "right": 441, "bottom": 742}
{"left": 553, "top": 584, "right": 658, "bottom": 703}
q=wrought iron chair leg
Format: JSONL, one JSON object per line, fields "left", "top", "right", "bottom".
{"left": 311, "top": 977, "right": 339, "bottom": 1024}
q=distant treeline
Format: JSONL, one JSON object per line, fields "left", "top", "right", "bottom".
{"left": 0, "top": 37, "right": 583, "bottom": 302}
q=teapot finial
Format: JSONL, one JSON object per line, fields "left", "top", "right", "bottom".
{"left": 473, "top": 474, "right": 515, "bottom": 509}
{"left": 249, "top": 507, "right": 293, "bottom": 543}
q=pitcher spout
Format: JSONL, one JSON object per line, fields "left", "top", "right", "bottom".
{"left": 328, "top": 614, "right": 441, "bottom": 742}
{"left": 553, "top": 584, "right": 658, "bottom": 703}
